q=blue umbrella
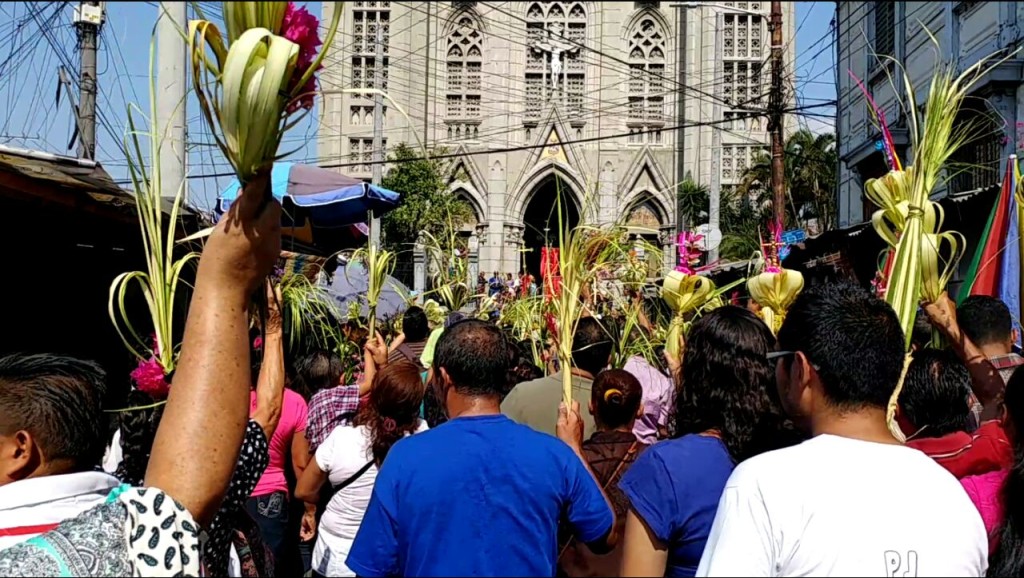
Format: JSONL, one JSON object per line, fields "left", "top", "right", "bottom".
{"left": 217, "top": 162, "right": 400, "bottom": 228}
{"left": 328, "top": 260, "right": 411, "bottom": 321}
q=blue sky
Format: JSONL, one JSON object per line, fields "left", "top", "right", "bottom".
{"left": 0, "top": 1, "right": 836, "bottom": 211}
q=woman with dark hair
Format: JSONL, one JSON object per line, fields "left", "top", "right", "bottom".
{"left": 559, "top": 369, "right": 646, "bottom": 577}
{"left": 112, "top": 390, "right": 166, "bottom": 487}
{"left": 295, "top": 341, "right": 428, "bottom": 578}
{"left": 964, "top": 365, "right": 1024, "bottom": 564}
{"left": 619, "top": 306, "right": 794, "bottom": 577}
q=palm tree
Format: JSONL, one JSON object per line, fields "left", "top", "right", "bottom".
{"left": 676, "top": 178, "right": 770, "bottom": 262}
{"left": 737, "top": 129, "right": 838, "bottom": 233}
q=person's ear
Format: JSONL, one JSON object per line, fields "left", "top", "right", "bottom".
{"left": 588, "top": 400, "right": 596, "bottom": 416}
{"left": 1013, "top": 328, "right": 1020, "bottom": 347}
{"left": 635, "top": 404, "right": 644, "bottom": 419}
{"left": 0, "top": 430, "right": 39, "bottom": 483}
{"left": 793, "top": 351, "right": 813, "bottom": 388}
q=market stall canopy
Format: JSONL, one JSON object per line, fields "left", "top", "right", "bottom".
{"left": 217, "top": 162, "right": 399, "bottom": 254}
{"left": 328, "top": 259, "right": 411, "bottom": 321}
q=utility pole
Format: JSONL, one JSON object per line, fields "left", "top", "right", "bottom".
{"left": 708, "top": 8, "right": 723, "bottom": 264}
{"left": 74, "top": 1, "right": 103, "bottom": 160}
{"left": 157, "top": 1, "right": 188, "bottom": 202}
{"left": 769, "top": 0, "right": 785, "bottom": 230}
{"left": 370, "top": 23, "right": 384, "bottom": 248}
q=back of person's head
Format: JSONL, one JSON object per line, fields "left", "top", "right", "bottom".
{"left": 445, "top": 311, "right": 466, "bottom": 329}
{"left": 507, "top": 355, "right": 543, "bottom": 396}
{"left": 434, "top": 319, "right": 510, "bottom": 398}
{"left": 115, "top": 390, "right": 166, "bottom": 486}
{"left": 572, "top": 317, "right": 612, "bottom": 376}
{"left": 911, "top": 312, "right": 933, "bottom": 351}
{"left": 676, "top": 306, "right": 788, "bottom": 461}
{"left": 777, "top": 281, "right": 905, "bottom": 414}
{"left": 958, "top": 295, "right": 1014, "bottom": 348}
{"left": 347, "top": 326, "right": 369, "bottom": 348}
{"left": 292, "top": 349, "right": 343, "bottom": 400}
{"left": 359, "top": 360, "right": 426, "bottom": 464}
{"left": 403, "top": 306, "right": 430, "bottom": 342}
{"left": 591, "top": 369, "right": 643, "bottom": 431}
{"left": 990, "top": 366, "right": 1024, "bottom": 575}
{"left": 0, "top": 354, "right": 108, "bottom": 482}
{"left": 898, "top": 349, "right": 971, "bottom": 438}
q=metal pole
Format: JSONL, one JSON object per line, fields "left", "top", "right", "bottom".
{"left": 675, "top": 3, "right": 687, "bottom": 232}
{"left": 423, "top": 3, "right": 431, "bottom": 143}
{"left": 75, "top": 1, "right": 102, "bottom": 160}
{"left": 769, "top": 0, "right": 785, "bottom": 230}
{"left": 708, "top": 9, "right": 723, "bottom": 263}
{"left": 370, "top": 23, "right": 384, "bottom": 248}
{"left": 157, "top": 1, "right": 187, "bottom": 201}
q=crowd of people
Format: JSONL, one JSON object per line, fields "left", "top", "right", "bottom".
{"left": 2, "top": 175, "right": 1024, "bottom": 577}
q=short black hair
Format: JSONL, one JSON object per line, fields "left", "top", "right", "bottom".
{"left": 778, "top": 281, "right": 905, "bottom": 410}
{"left": 572, "top": 317, "right": 612, "bottom": 376}
{"left": 958, "top": 295, "right": 1013, "bottom": 347}
{"left": 912, "top": 311, "right": 933, "bottom": 350}
{"left": 899, "top": 348, "right": 971, "bottom": 437}
{"left": 0, "top": 354, "right": 108, "bottom": 470}
{"left": 292, "top": 349, "right": 344, "bottom": 400}
{"left": 403, "top": 306, "right": 430, "bottom": 342}
{"left": 435, "top": 319, "right": 511, "bottom": 397}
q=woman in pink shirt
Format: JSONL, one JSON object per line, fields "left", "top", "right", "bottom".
{"left": 246, "top": 375, "right": 313, "bottom": 576}
{"left": 962, "top": 366, "right": 1024, "bottom": 571}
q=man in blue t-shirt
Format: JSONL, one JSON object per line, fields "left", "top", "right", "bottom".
{"left": 347, "top": 319, "right": 615, "bottom": 577}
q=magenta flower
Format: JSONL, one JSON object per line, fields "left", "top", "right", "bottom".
{"left": 281, "top": 2, "right": 322, "bottom": 112}
{"left": 675, "top": 231, "right": 705, "bottom": 274}
{"left": 131, "top": 357, "right": 170, "bottom": 399}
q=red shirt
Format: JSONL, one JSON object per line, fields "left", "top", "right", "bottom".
{"left": 906, "top": 421, "right": 1012, "bottom": 479}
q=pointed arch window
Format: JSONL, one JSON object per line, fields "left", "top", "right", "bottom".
{"left": 446, "top": 14, "right": 483, "bottom": 140}
{"left": 524, "top": 2, "right": 587, "bottom": 122}
{"left": 627, "top": 14, "right": 666, "bottom": 144}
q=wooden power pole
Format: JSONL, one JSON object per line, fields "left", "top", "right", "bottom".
{"left": 768, "top": 1, "right": 785, "bottom": 229}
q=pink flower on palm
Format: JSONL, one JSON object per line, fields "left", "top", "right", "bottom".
{"left": 131, "top": 357, "right": 170, "bottom": 399}
{"left": 282, "top": 2, "right": 323, "bottom": 112}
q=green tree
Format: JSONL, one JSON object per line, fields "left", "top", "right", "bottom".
{"left": 675, "top": 178, "right": 766, "bottom": 262}
{"left": 381, "top": 143, "right": 473, "bottom": 253}
{"left": 737, "top": 129, "right": 838, "bottom": 232}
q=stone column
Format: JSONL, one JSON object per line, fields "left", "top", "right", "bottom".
{"left": 413, "top": 233, "right": 427, "bottom": 296}
{"left": 467, "top": 229, "right": 480, "bottom": 289}
{"left": 503, "top": 223, "right": 525, "bottom": 274}
{"left": 659, "top": 226, "right": 676, "bottom": 274}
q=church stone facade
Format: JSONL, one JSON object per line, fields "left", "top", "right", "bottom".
{"left": 318, "top": 1, "right": 795, "bottom": 275}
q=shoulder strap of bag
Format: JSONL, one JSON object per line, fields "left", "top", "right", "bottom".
{"left": 558, "top": 440, "right": 640, "bottom": 559}
{"left": 398, "top": 343, "right": 425, "bottom": 369}
{"left": 330, "top": 460, "right": 374, "bottom": 498}
{"left": 603, "top": 441, "right": 640, "bottom": 491}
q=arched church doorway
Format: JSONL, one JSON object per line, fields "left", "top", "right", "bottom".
{"left": 522, "top": 175, "right": 580, "bottom": 279}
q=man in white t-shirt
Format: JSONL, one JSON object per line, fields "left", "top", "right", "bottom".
{"left": 697, "top": 282, "right": 988, "bottom": 577}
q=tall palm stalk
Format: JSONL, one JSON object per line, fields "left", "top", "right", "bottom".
{"left": 109, "top": 33, "right": 198, "bottom": 373}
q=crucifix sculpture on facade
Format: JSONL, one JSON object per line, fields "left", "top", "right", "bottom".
{"left": 530, "top": 21, "right": 581, "bottom": 90}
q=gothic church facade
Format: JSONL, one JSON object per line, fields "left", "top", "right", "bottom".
{"left": 318, "top": 1, "right": 795, "bottom": 275}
